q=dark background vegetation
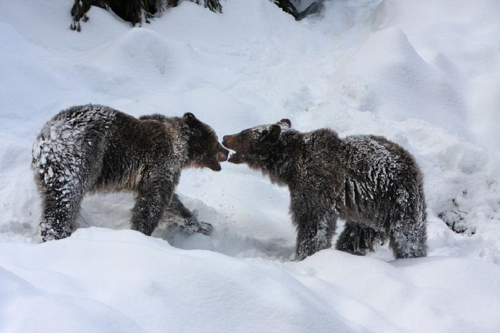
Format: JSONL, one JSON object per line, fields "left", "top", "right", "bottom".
{"left": 70, "top": 0, "right": 323, "bottom": 31}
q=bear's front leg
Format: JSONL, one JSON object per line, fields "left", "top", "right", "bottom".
{"left": 131, "top": 178, "right": 173, "bottom": 236}
{"left": 165, "top": 194, "right": 214, "bottom": 236}
{"left": 294, "top": 212, "right": 337, "bottom": 261}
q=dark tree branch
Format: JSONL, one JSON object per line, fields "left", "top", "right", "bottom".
{"left": 70, "top": 0, "right": 222, "bottom": 31}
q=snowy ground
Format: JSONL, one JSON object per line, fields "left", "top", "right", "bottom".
{"left": 1, "top": 0, "right": 500, "bottom": 332}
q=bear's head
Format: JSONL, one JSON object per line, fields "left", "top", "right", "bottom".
{"left": 222, "top": 119, "right": 292, "bottom": 165}
{"left": 183, "top": 113, "right": 229, "bottom": 172}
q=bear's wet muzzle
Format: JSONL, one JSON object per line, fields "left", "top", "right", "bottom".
{"left": 222, "top": 135, "right": 243, "bottom": 164}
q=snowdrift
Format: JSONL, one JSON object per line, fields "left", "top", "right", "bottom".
{"left": 1, "top": 0, "right": 500, "bottom": 331}
{"left": 1, "top": 228, "right": 499, "bottom": 333}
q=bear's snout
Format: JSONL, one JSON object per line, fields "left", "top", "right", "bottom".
{"left": 222, "top": 135, "right": 236, "bottom": 150}
{"left": 222, "top": 134, "right": 245, "bottom": 164}
{"left": 222, "top": 135, "right": 230, "bottom": 148}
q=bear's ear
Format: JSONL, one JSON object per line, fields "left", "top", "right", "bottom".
{"left": 268, "top": 124, "right": 282, "bottom": 143}
{"left": 183, "top": 112, "right": 197, "bottom": 125}
{"left": 278, "top": 118, "right": 291, "bottom": 128}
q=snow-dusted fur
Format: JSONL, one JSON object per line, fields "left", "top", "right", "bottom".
{"left": 223, "top": 120, "right": 427, "bottom": 260}
{"left": 32, "top": 104, "right": 228, "bottom": 241}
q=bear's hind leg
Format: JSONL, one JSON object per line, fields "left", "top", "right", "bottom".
{"left": 39, "top": 183, "right": 84, "bottom": 242}
{"left": 164, "top": 194, "right": 213, "bottom": 235}
{"left": 389, "top": 218, "right": 427, "bottom": 259}
{"left": 335, "top": 222, "right": 386, "bottom": 256}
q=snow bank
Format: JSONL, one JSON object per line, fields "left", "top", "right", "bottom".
{"left": 91, "top": 29, "right": 173, "bottom": 74}
{"left": 1, "top": 228, "right": 499, "bottom": 333}
{"left": 346, "top": 28, "right": 466, "bottom": 133}
{"left": 0, "top": 264, "right": 143, "bottom": 333}
{"left": 1, "top": 0, "right": 500, "bottom": 331}
{"left": 372, "top": 0, "right": 500, "bottom": 151}
{"left": 0, "top": 229, "right": 356, "bottom": 332}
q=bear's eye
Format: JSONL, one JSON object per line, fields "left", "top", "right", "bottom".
{"left": 259, "top": 130, "right": 268, "bottom": 142}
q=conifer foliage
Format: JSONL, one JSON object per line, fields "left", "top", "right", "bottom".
{"left": 272, "top": 0, "right": 299, "bottom": 19}
{"left": 69, "top": 0, "right": 321, "bottom": 32}
{"left": 272, "top": 0, "right": 324, "bottom": 21}
{"left": 70, "top": 0, "right": 222, "bottom": 31}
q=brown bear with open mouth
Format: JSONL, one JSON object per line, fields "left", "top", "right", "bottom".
{"left": 32, "top": 104, "right": 229, "bottom": 241}
{"left": 223, "top": 119, "right": 427, "bottom": 260}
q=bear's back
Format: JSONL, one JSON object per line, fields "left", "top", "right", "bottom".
{"left": 48, "top": 104, "right": 119, "bottom": 132}
{"left": 340, "top": 134, "right": 421, "bottom": 194}
{"left": 33, "top": 105, "right": 118, "bottom": 167}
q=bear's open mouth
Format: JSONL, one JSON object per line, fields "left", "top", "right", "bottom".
{"left": 217, "top": 151, "right": 229, "bottom": 162}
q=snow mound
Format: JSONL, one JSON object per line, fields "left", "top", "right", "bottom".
{"left": 349, "top": 28, "right": 466, "bottom": 134}
{"left": 300, "top": 250, "right": 500, "bottom": 333}
{"left": 88, "top": 28, "right": 177, "bottom": 79}
{"left": 0, "top": 266, "right": 143, "bottom": 333}
{"left": 371, "top": 0, "right": 500, "bottom": 152}
{"left": 0, "top": 229, "right": 356, "bottom": 332}
{"left": 1, "top": 228, "right": 500, "bottom": 332}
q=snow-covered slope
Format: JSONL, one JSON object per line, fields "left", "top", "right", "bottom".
{"left": 2, "top": 228, "right": 500, "bottom": 333}
{"left": 1, "top": 0, "right": 499, "bottom": 331}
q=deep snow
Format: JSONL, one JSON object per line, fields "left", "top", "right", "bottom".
{"left": 1, "top": 0, "right": 500, "bottom": 332}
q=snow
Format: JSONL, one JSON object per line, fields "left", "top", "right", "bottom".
{"left": 1, "top": 0, "right": 500, "bottom": 332}
{"left": 2, "top": 229, "right": 499, "bottom": 333}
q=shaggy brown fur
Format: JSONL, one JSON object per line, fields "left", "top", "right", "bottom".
{"left": 32, "top": 104, "right": 228, "bottom": 241}
{"left": 223, "top": 119, "right": 427, "bottom": 260}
